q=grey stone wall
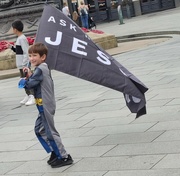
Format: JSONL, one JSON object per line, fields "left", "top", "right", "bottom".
{"left": 0, "top": 1, "right": 55, "bottom": 41}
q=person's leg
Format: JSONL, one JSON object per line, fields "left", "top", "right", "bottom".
{"left": 34, "top": 114, "right": 52, "bottom": 153}
{"left": 80, "top": 15, "right": 85, "bottom": 28}
{"left": 22, "top": 66, "right": 35, "bottom": 105}
{"left": 25, "top": 89, "right": 35, "bottom": 106}
{"left": 35, "top": 111, "right": 68, "bottom": 159}
{"left": 40, "top": 110, "right": 73, "bottom": 167}
{"left": 19, "top": 69, "right": 29, "bottom": 104}
{"left": 25, "top": 89, "right": 31, "bottom": 95}
{"left": 85, "top": 14, "right": 89, "bottom": 29}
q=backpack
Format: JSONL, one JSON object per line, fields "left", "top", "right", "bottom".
{"left": 80, "top": 8, "right": 86, "bottom": 16}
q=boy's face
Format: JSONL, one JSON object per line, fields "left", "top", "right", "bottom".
{"left": 29, "top": 53, "right": 46, "bottom": 67}
{"left": 12, "top": 27, "right": 17, "bottom": 35}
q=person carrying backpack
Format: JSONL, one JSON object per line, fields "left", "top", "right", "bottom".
{"left": 78, "top": 1, "right": 89, "bottom": 30}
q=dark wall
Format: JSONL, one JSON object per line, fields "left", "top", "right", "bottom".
{"left": 140, "top": 0, "right": 175, "bottom": 14}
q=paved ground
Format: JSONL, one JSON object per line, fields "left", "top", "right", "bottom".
{"left": 0, "top": 7, "right": 180, "bottom": 176}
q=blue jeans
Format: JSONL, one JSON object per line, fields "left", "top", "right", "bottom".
{"left": 81, "top": 14, "right": 89, "bottom": 29}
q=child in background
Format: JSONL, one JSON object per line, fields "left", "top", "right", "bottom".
{"left": 10, "top": 20, "right": 35, "bottom": 106}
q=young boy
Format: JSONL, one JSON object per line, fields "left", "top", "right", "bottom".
{"left": 11, "top": 20, "right": 35, "bottom": 106}
{"left": 19, "top": 43, "right": 73, "bottom": 168}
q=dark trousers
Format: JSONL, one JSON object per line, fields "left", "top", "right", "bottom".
{"left": 19, "top": 69, "right": 34, "bottom": 96}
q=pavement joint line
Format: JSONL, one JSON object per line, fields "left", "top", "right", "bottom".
{"left": 116, "top": 31, "right": 180, "bottom": 39}
{"left": 117, "top": 36, "right": 172, "bottom": 43}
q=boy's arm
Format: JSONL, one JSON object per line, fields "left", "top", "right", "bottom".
{"left": 25, "top": 68, "right": 43, "bottom": 89}
{"left": 11, "top": 45, "right": 16, "bottom": 52}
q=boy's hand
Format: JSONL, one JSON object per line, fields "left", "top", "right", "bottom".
{"left": 18, "top": 78, "right": 26, "bottom": 89}
{"left": 23, "top": 67, "right": 32, "bottom": 78}
{"left": 6, "top": 42, "right": 13, "bottom": 49}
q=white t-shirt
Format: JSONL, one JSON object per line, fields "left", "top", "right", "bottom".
{"left": 14, "top": 34, "right": 29, "bottom": 69}
{"left": 62, "top": 6, "right": 70, "bottom": 16}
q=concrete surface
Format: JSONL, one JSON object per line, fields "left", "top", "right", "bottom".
{"left": 0, "top": 7, "right": 180, "bottom": 176}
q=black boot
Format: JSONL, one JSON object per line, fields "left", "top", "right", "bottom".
{"left": 47, "top": 151, "right": 57, "bottom": 165}
{"left": 51, "top": 154, "right": 73, "bottom": 168}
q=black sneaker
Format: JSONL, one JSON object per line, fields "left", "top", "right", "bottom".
{"left": 51, "top": 154, "right": 73, "bottom": 168}
{"left": 47, "top": 151, "right": 57, "bottom": 165}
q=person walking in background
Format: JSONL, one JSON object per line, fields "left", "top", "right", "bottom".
{"left": 117, "top": 4, "right": 124, "bottom": 25}
{"left": 78, "top": 1, "right": 89, "bottom": 29}
{"left": 10, "top": 20, "right": 35, "bottom": 106}
{"left": 88, "top": 16, "right": 96, "bottom": 29}
{"left": 62, "top": 2, "right": 71, "bottom": 18}
{"left": 19, "top": 43, "right": 73, "bottom": 168}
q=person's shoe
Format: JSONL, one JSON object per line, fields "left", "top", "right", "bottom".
{"left": 20, "top": 95, "right": 29, "bottom": 104}
{"left": 51, "top": 154, "right": 73, "bottom": 168}
{"left": 25, "top": 95, "right": 35, "bottom": 106}
{"left": 47, "top": 151, "right": 57, "bottom": 165}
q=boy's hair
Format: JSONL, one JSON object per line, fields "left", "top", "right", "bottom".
{"left": 28, "top": 43, "right": 48, "bottom": 57}
{"left": 12, "top": 20, "right": 24, "bottom": 32}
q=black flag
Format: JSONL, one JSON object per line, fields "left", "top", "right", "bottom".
{"left": 35, "top": 5, "right": 148, "bottom": 118}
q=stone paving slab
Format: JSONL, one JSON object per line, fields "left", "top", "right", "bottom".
{"left": 0, "top": 119, "right": 35, "bottom": 128}
{"left": 58, "top": 127, "right": 93, "bottom": 138}
{"left": 71, "top": 104, "right": 125, "bottom": 114}
{"left": 104, "top": 141, "right": 180, "bottom": 156}
{"left": 43, "top": 172, "right": 107, "bottom": 176}
{"left": 142, "top": 105, "right": 180, "bottom": 115}
{"left": 0, "top": 174, "right": 43, "bottom": 176}
{"left": 154, "top": 130, "right": 180, "bottom": 142}
{"left": 6, "top": 160, "right": 72, "bottom": 175}
{"left": 153, "top": 154, "right": 180, "bottom": 169}
{"left": 53, "top": 119, "right": 93, "bottom": 130}
{"left": 67, "top": 145, "right": 115, "bottom": 158}
{"left": 0, "top": 125, "right": 33, "bottom": 135}
{"left": 65, "top": 155, "right": 164, "bottom": 172}
{"left": 166, "top": 98, "right": 180, "bottom": 105}
{"left": 52, "top": 113, "right": 86, "bottom": 122}
{"left": 0, "top": 141, "right": 38, "bottom": 152}
{"left": 0, "top": 162, "right": 24, "bottom": 175}
{"left": 146, "top": 98, "right": 173, "bottom": 107}
{"left": 104, "top": 169, "right": 180, "bottom": 176}
{"left": 82, "top": 122, "right": 156, "bottom": 136}
{"left": 82, "top": 116, "right": 135, "bottom": 127}
{"left": 148, "top": 120, "right": 180, "bottom": 131}
{"left": 77, "top": 109, "right": 131, "bottom": 120}
{"left": 0, "top": 112, "right": 37, "bottom": 122}
{"left": 54, "top": 108, "right": 78, "bottom": 116}
{"left": 59, "top": 100, "right": 102, "bottom": 109}
{"left": 29, "top": 135, "right": 106, "bottom": 149}
{"left": 0, "top": 132, "right": 35, "bottom": 142}
{"left": 131, "top": 112, "right": 180, "bottom": 123}
{"left": 95, "top": 131, "right": 164, "bottom": 145}
{"left": 0, "top": 150, "right": 46, "bottom": 162}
